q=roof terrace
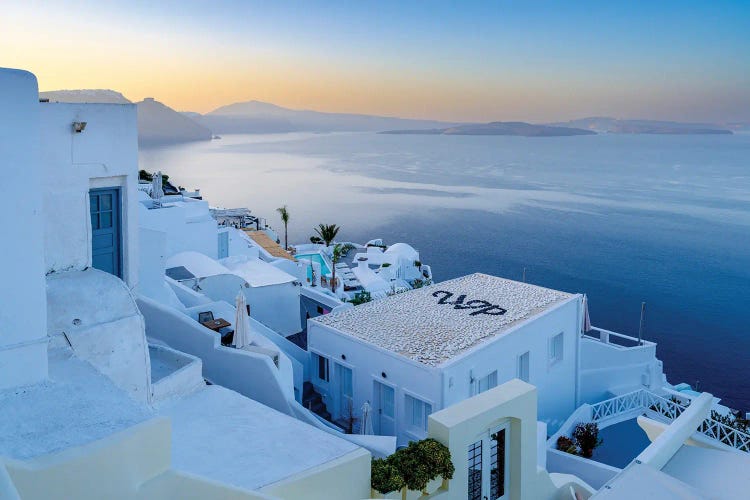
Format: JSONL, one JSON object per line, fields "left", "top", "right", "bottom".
{"left": 312, "top": 273, "right": 575, "bottom": 366}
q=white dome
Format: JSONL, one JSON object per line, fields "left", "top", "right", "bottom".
{"left": 384, "top": 243, "right": 419, "bottom": 261}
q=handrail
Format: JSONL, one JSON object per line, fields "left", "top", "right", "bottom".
{"left": 586, "top": 389, "right": 750, "bottom": 453}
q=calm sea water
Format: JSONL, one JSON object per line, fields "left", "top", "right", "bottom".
{"left": 140, "top": 132, "right": 750, "bottom": 409}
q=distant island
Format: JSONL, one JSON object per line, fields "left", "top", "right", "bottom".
{"left": 381, "top": 121, "right": 596, "bottom": 137}
{"left": 550, "top": 117, "right": 733, "bottom": 135}
{"left": 37, "top": 90, "right": 737, "bottom": 146}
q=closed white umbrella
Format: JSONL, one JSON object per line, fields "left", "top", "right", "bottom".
{"left": 582, "top": 294, "right": 592, "bottom": 333}
{"left": 232, "top": 291, "right": 252, "bottom": 349}
{"left": 151, "top": 171, "right": 164, "bottom": 207}
{"left": 361, "top": 401, "right": 374, "bottom": 435}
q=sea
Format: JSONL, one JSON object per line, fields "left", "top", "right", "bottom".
{"left": 140, "top": 132, "right": 750, "bottom": 410}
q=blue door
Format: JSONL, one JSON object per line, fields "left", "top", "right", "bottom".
{"left": 218, "top": 231, "right": 229, "bottom": 259}
{"left": 90, "top": 188, "right": 122, "bottom": 278}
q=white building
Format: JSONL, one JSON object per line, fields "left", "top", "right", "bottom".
{"left": 0, "top": 67, "right": 373, "bottom": 500}
{"left": 308, "top": 273, "right": 582, "bottom": 444}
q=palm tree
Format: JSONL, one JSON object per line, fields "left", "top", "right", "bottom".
{"left": 276, "top": 205, "right": 290, "bottom": 250}
{"left": 314, "top": 224, "right": 340, "bottom": 247}
{"left": 331, "top": 243, "right": 343, "bottom": 291}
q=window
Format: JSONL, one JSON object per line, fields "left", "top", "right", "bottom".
{"left": 467, "top": 440, "right": 483, "bottom": 500}
{"left": 471, "top": 370, "right": 498, "bottom": 396}
{"left": 405, "top": 394, "right": 432, "bottom": 431}
{"left": 313, "top": 353, "right": 329, "bottom": 382}
{"left": 517, "top": 351, "right": 530, "bottom": 382}
{"left": 549, "top": 333, "right": 564, "bottom": 365}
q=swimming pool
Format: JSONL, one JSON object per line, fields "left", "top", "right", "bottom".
{"left": 296, "top": 253, "right": 332, "bottom": 276}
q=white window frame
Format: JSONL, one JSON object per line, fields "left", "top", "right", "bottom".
{"left": 471, "top": 370, "right": 498, "bottom": 396}
{"left": 517, "top": 351, "right": 530, "bottom": 382}
{"left": 404, "top": 393, "right": 433, "bottom": 433}
{"left": 548, "top": 332, "right": 564, "bottom": 367}
{"left": 312, "top": 352, "right": 330, "bottom": 383}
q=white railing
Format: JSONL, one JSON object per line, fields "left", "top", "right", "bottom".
{"left": 587, "top": 389, "right": 750, "bottom": 453}
{"left": 583, "top": 327, "right": 656, "bottom": 349}
{"left": 699, "top": 418, "right": 750, "bottom": 452}
{"left": 590, "top": 390, "right": 646, "bottom": 421}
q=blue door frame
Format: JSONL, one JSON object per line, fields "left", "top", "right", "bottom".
{"left": 89, "top": 187, "right": 123, "bottom": 278}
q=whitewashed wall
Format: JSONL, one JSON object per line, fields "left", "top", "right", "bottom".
{"left": 138, "top": 198, "right": 218, "bottom": 260}
{"left": 443, "top": 297, "right": 581, "bottom": 431}
{"left": 309, "top": 295, "right": 581, "bottom": 443}
{"left": 0, "top": 68, "right": 48, "bottom": 389}
{"left": 39, "top": 102, "right": 139, "bottom": 286}
{"left": 307, "top": 321, "right": 440, "bottom": 445}
{"left": 579, "top": 337, "right": 662, "bottom": 403}
{"left": 197, "top": 274, "right": 302, "bottom": 336}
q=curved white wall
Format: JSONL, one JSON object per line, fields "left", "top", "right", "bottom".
{"left": 0, "top": 68, "right": 48, "bottom": 389}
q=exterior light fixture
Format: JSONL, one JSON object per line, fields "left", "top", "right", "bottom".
{"left": 341, "top": 354, "right": 346, "bottom": 360}
{"left": 381, "top": 371, "right": 387, "bottom": 379}
{"left": 72, "top": 121, "right": 87, "bottom": 133}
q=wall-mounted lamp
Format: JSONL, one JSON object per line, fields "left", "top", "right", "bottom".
{"left": 72, "top": 121, "right": 87, "bottom": 133}
{"left": 381, "top": 371, "right": 387, "bottom": 379}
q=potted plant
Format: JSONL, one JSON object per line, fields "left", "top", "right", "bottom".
{"left": 572, "top": 422, "right": 603, "bottom": 458}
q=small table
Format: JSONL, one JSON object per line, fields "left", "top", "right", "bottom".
{"left": 201, "top": 318, "right": 231, "bottom": 331}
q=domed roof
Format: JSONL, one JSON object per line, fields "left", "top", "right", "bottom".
{"left": 384, "top": 243, "right": 419, "bottom": 261}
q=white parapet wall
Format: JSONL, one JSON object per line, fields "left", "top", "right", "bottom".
{"left": 1, "top": 418, "right": 271, "bottom": 500}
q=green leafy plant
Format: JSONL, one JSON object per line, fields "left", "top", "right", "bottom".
{"left": 371, "top": 458, "right": 405, "bottom": 494}
{"left": 572, "top": 422, "right": 603, "bottom": 458}
{"left": 381, "top": 262, "right": 391, "bottom": 268}
{"left": 331, "top": 243, "right": 343, "bottom": 291}
{"left": 412, "top": 278, "right": 424, "bottom": 289}
{"left": 350, "top": 291, "right": 372, "bottom": 305}
{"left": 276, "top": 205, "right": 290, "bottom": 250}
{"left": 310, "top": 236, "right": 323, "bottom": 244}
{"left": 371, "top": 439, "right": 454, "bottom": 494}
{"left": 139, "top": 169, "right": 169, "bottom": 182}
{"left": 314, "top": 223, "right": 341, "bottom": 246}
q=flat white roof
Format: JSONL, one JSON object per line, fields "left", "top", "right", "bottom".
{"left": 160, "top": 385, "right": 360, "bottom": 491}
{"left": 166, "top": 252, "right": 296, "bottom": 287}
{"left": 222, "top": 256, "right": 297, "bottom": 287}
{"left": 0, "top": 349, "right": 152, "bottom": 460}
{"left": 312, "top": 273, "right": 574, "bottom": 366}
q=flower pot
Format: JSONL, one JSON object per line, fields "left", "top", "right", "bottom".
{"left": 370, "top": 488, "right": 402, "bottom": 499}
{"left": 422, "top": 477, "right": 443, "bottom": 496}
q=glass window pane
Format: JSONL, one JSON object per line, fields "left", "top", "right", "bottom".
{"left": 90, "top": 195, "right": 98, "bottom": 213}
{"left": 468, "top": 440, "right": 483, "bottom": 500}
{"left": 91, "top": 214, "right": 100, "bottom": 230}
{"left": 490, "top": 429, "right": 506, "bottom": 499}
{"left": 100, "top": 211, "right": 112, "bottom": 228}
{"left": 101, "top": 194, "right": 112, "bottom": 210}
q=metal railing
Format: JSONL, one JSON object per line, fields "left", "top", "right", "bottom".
{"left": 588, "top": 389, "right": 750, "bottom": 453}
{"left": 583, "top": 327, "right": 655, "bottom": 348}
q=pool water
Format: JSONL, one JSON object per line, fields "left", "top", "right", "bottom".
{"left": 297, "top": 253, "right": 332, "bottom": 276}
{"left": 590, "top": 419, "right": 652, "bottom": 468}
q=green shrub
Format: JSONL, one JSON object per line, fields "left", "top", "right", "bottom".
{"left": 371, "top": 439, "right": 454, "bottom": 494}
{"left": 371, "top": 458, "right": 405, "bottom": 494}
{"left": 572, "top": 423, "right": 603, "bottom": 458}
{"left": 381, "top": 262, "right": 391, "bottom": 268}
{"left": 350, "top": 291, "right": 372, "bottom": 305}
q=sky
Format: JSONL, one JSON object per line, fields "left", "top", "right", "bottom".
{"left": 2, "top": 0, "right": 749, "bottom": 123}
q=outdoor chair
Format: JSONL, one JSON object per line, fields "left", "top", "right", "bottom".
{"left": 198, "top": 311, "right": 214, "bottom": 323}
